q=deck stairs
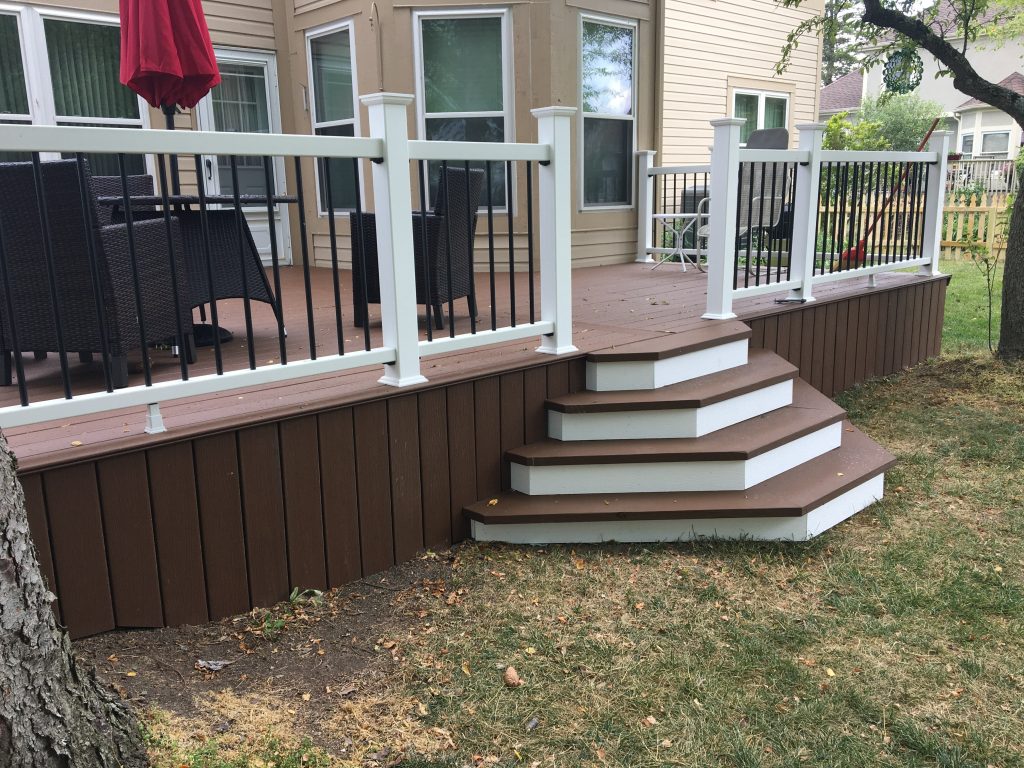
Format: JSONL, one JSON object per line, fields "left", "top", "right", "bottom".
{"left": 465, "top": 320, "right": 896, "bottom": 544}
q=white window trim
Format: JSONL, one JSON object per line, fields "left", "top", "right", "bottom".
{"left": 978, "top": 129, "right": 1011, "bottom": 158}
{"left": 960, "top": 134, "right": 975, "bottom": 158}
{"left": 0, "top": 3, "right": 152, "bottom": 170}
{"left": 731, "top": 88, "right": 790, "bottom": 146}
{"left": 412, "top": 7, "right": 515, "bottom": 212}
{"left": 305, "top": 18, "right": 363, "bottom": 216}
{"left": 578, "top": 12, "right": 637, "bottom": 212}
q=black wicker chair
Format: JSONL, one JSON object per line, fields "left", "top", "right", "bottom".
{"left": 90, "top": 173, "right": 158, "bottom": 226}
{"left": 0, "top": 160, "right": 194, "bottom": 389}
{"left": 350, "top": 165, "right": 485, "bottom": 330}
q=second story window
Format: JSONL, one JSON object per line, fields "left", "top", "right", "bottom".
{"left": 733, "top": 90, "right": 789, "bottom": 145}
{"left": 580, "top": 16, "right": 636, "bottom": 208}
{"left": 415, "top": 10, "right": 511, "bottom": 206}
{"left": 307, "top": 22, "right": 360, "bottom": 212}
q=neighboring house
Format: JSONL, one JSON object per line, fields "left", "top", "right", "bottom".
{"left": 0, "top": 0, "right": 823, "bottom": 268}
{"left": 956, "top": 72, "right": 1023, "bottom": 162}
{"left": 861, "top": 0, "right": 1023, "bottom": 159}
{"left": 818, "top": 70, "right": 863, "bottom": 121}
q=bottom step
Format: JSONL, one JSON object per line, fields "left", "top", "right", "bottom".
{"left": 466, "top": 425, "right": 895, "bottom": 544}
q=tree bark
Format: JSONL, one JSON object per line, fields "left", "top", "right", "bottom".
{"left": 999, "top": 172, "right": 1024, "bottom": 360}
{"left": 0, "top": 431, "right": 148, "bottom": 768}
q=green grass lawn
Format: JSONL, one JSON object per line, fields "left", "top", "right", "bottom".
{"left": 940, "top": 258, "right": 1003, "bottom": 355}
{"left": 147, "top": 260, "right": 1023, "bottom": 768}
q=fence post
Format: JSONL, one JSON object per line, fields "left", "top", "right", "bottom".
{"left": 362, "top": 92, "right": 428, "bottom": 387}
{"left": 786, "top": 123, "right": 825, "bottom": 303}
{"left": 636, "top": 149, "right": 656, "bottom": 263}
{"left": 919, "top": 130, "right": 951, "bottom": 276}
{"left": 702, "top": 118, "right": 743, "bottom": 320}
{"left": 532, "top": 106, "right": 578, "bottom": 355}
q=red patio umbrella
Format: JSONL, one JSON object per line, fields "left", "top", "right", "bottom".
{"left": 119, "top": 0, "right": 220, "bottom": 112}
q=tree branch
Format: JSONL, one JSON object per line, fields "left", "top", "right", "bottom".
{"left": 860, "top": 0, "right": 1024, "bottom": 127}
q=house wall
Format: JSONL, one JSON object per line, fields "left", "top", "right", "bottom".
{"left": 863, "top": 35, "right": 1024, "bottom": 158}
{"left": 953, "top": 106, "right": 1021, "bottom": 160}
{"left": 657, "top": 0, "right": 824, "bottom": 164}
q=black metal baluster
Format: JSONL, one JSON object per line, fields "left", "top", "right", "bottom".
{"left": 464, "top": 161, "right": 477, "bottom": 335}
{"left": 897, "top": 162, "right": 912, "bottom": 261}
{"left": 756, "top": 162, "right": 769, "bottom": 287}
{"left": 918, "top": 164, "right": 931, "bottom": 256}
{"left": 117, "top": 154, "right": 152, "bottom": 387}
{"left": 417, "top": 160, "right": 433, "bottom": 342}
{"left": 0, "top": 187, "right": 27, "bottom": 405}
{"left": 155, "top": 154, "right": 188, "bottom": 381}
{"left": 32, "top": 155, "right": 73, "bottom": 398}
{"left": 441, "top": 161, "right": 456, "bottom": 337}
{"left": 777, "top": 163, "right": 790, "bottom": 283}
{"left": 835, "top": 163, "right": 850, "bottom": 272}
{"left": 743, "top": 163, "right": 755, "bottom": 288}
{"left": 506, "top": 160, "right": 516, "bottom": 327}
{"left": 817, "top": 162, "right": 832, "bottom": 276}
{"left": 263, "top": 156, "right": 286, "bottom": 364}
{"left": 852, "top": 162, "right": 867, "bottom": 269}
{"left": 229, "top": 156, "right": 256, "bottom": 370}
{"left": 485, "top": 161, "right": 497, "bottom": 331}
{"left": 193, "top": 154, "right": 224, "bottom": 374}
{"left": 869, "top": 162, "right": 883, "bottom": 267}
{"left": 352, "top": 157, "right": 372, "bottom": 352}
{"left": 321, "top": 158, "right": 344, "bottom": 355}
{"left": 526, "top": 161, "right": 536, "bottom": 324}
{"left": 74, "top": 154, "right": 115, "bottom": 393}
{"left": 292, "top": 157, "right": 317, "bottom": 358}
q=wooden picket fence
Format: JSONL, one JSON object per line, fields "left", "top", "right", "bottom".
{"left": 941, "top": 193, "right": 1009, "bottom": 260}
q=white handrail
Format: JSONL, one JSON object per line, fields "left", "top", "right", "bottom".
{"left": 649, "top": 164, "right": 712, "bottom": 176}
{"left": 408, "top": 139, "right": 550, "bottom": 163}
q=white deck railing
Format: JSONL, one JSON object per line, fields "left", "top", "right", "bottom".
{"left": 637, "top": 121, "right": 951, "bottom": 320}
{"left": 0, "top": 94, "right": 577, "bottom": 429}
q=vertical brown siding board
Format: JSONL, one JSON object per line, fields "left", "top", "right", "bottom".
{"left": 568, "top": 358, "right": 587, "bottom": 393}
{"left": 474, "top": 377, "right": 502, "bottom": 498}
{"left": 908, "top": 284, "right": 922, "bottom": 366}
{"left": 148, "top": 442, "right": 209, "bottom": 627}
{"left": 524, "top": 367, "right": 548, "bottom": 444}
{"left": 546, "top": 361, "right": 570, "bottom": 398}
{"left": 194, "top": 432, "right": 250, "bottom": 619}
{"left": 418, "top": 389, "right": 451, "bottom": 550}
{"left": 800, "top": 307, "right": 817, "bottom": 386}
{"left": 884, "top": 291, "right": 898, "bottom": 374}
{"left": 43, "top": 464, "right": 114, "bottom": 638}
{"left": 750, "top": 319, "right": 765, "bottom": 348}
{"left": 353, "top": 402, "right": 394, "bottom": 575}
{"left": 237, "top": 424, "right": 289, "bottom": 609}
{"left": 895, "top": 288, "right": 910, "bottom": 370}
{"left": 876, "top": 291, "right": 891, "bottom": 377}
{"left": 318, "top": 409, "right": 362, "bottom": 585}
{"left": 22, "top": 473, "right": 61, "bottom": 625}
{"left": 822, "top": 302, "right": 839, "bottom": 395}
{"left": 837, "top": 300, "right": 852, "bottom": 393}
{"left": 932, "top": 280, "right": 948, "bottom": 356}
{"left": 447, "top": 382, "right": 476, "bottom": 542}
{"left": 926, "top": 281, "right": 940, "bottom": 357}
{"left": 96, "top": 454, "right": 163, "bottom": 628}
{"left": 866, "top": 294, "right": 881, "bottom": 380}
{"left": 388, "top": 396, "right": 424, "bottom": 563}
{"left": 914, "top": 282, "right": 929, "bottom": 365}
{"left": 762, "top": 316, "right": 778, "bottom": 357}
{"left": 280, "top": 416, "right": 328, "bottom": 592}
{"left": 776, "top": 312, "right": 792, "bottom": 362}
{"left": 499, "top": 372, "right": 525, "bottom": 490}
{"left": 854, "top": 297, "right": 870, "bottom": 384}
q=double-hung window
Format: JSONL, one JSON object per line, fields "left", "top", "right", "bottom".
{"left": 415, "top": 9, "right": 511, "bottom": 206}
{"left": 980, "top": 131, "right": 1010, "bottom": 158}
{"left": 580, "top": 16, "right": 635, "bottom": 208}
{"left": 0, "top": 8, "right": 146, "bottom": 173}
{"left": 306, "top": 21, "right": 360, "bottom": 212}
{"left": 961, "top": 134, "right": 974, "bottom": 159}
{"left": 732, "top": 90, "right": 789, "bottom": 145}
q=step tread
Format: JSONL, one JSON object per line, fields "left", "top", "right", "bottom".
{"left": 468, "top": 425, "right": 894, "bottom": 523}
{"left": 510, "top": 380, "right": 842, "bottom": 465}
{"left": 587, "top": 320, "right": 752, "bottom": 362}
{"left": 549, "top": 349, "right": 797, "bottom": 413}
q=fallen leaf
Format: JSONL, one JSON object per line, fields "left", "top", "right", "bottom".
{"left": 461, "top": 660, "right": 472, "bottom": 676}
{"left": 70, "top": 440, "right": 83, "bottom": 447}
{"left": 660, "top": 739, "right": 673, "bottom": 748}
{"left": 503, "top": 666, "right": 523, "bottom": 688}
{"left": 301, "top": 692, "right": 311, "bottom": 701}
{"left": 125, "top": 671, "right": 137, "bottom": 678}
{"left": 826, "top": 668, "right": 836, "bottom": 677}
{"left": 524, "top": 646, "right": 537, "bottom": 656}
{"left": 195, "top": 659, "right": 235, "bottom": 672}
{"left": 641, "top": 715, "right": 658, "bottom": 727}
{"left": 487, "top": 499, "right": 499, "bottom": 506}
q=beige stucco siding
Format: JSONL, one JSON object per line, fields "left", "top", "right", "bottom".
{"left": 658, "top": 0, "right": 823, "bottom": 164}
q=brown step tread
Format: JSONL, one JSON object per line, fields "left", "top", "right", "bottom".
{"left": 547, "top": 349, "right": 797, "bottom": 413}
{"left": 587, "top": 320, "right": 751, "bottom": 362}
{"left": 510, "top": 380, "right": 843, "bottom": 465}
{"left": 468, "top": 425, "right": 895, "bottom": 523}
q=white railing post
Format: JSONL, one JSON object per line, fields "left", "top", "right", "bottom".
{"left": 361, "top": 92, "right": 427, "bottom": 387}
{"left": 702, "top": 118, "right": 743, "bottom": 320}
{"left": 532, "top": 106, "right": 578, "bottom": 355}
{"left": 636, "top": 149, "right": 656, "bottom": 262}
{"left": 787, "top": 123, "right": 825, "bottom": 303}
{"left": 920, "top": 130, "right": 951, "bottom": 276}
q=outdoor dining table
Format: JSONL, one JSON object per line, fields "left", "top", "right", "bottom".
{"left": 96, "top": 193, "right": 297, "bottom": 345}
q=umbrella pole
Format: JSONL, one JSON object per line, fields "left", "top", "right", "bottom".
{"left": 162, "top": 104, "right": 182, "bottom": 196}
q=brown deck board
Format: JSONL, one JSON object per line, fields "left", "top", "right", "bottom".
{"left": 418, "top": 389, "right": 452, "bottom": 550}
{"left": 388, "top": 395, "right": 424, "bottom": 562}
{"left": 317, "top": 408, "right": 362, "bottom": 585}
{"left": 353, "top": 402, "right": 394, "bottom": 576}
{"left": 280, "top": 416, "right": 328, "bottom": 592}
{"left": 238, "top": 424, "right": 289, "bottom": 608}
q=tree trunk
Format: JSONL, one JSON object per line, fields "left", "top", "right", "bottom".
{"left": 998, "top": 174, "right": 1024, "bottom": 360}
{"left": 0, "top": 431, "right": 148, "bottom": 768}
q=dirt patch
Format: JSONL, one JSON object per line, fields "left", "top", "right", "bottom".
{"left": 74, "top": 550, "right": 462, "bottom": 761}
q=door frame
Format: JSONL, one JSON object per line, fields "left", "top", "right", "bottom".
{"left": 196, "top": 47, "right": 292, "bottom": 264}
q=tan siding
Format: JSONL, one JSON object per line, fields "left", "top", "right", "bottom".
{"left": 658, "top": 0, "right": 822, "bottom": 164}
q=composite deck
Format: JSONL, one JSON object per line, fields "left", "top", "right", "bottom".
{"left": 6, "top": 262, "right": 945, "bottom": 469}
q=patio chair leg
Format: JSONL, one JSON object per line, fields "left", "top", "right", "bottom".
{"left": 33, "top": 351, "right": 47, "bottom": 361}
{"left": 1, "top": 351, "right": 11, "bottom": 386}
{"left": 184, "top": 333, "right": 197, "bottom": 364}
{"left": 468, "top": 293, "right": 478, "bottom": 322}
{"left": 433, "top": 303, "right": 445, "bottom": 331}
{"left": 78, "top": 352, "right": 93, "bottom": 364}
{"left": 111, "top": 356, "right": 129, "bottom": 390}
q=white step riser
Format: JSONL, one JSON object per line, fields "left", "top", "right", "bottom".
{"left": 586, "top": 339, "right": 748, "bottom": 392}
{"left": 472, "top": 473, "right": 885, "bottom": 544}
{"left": 548, "top": 380, "right": 794, "bottom": 441}
{"left": 511, "top": 421, "right": 844, "bottom": 495}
